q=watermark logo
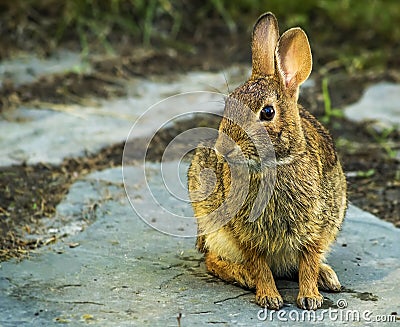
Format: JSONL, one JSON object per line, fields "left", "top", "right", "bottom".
{"left": 257, "top": 299, "right": 397, "bottom": 323}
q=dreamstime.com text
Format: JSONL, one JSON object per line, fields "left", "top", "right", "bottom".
{"left": 257, "top": 299, "right": 397, "bottom": 323}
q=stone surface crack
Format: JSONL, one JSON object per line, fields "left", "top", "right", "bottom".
{"left": 189, "top": 311, "right": 212, "bottom": 315}
{"left": 62, "top": 300, "right": 105, "bottom": 306}
{"left": 159, "top": 273, "right": 184, "bottom": 289}
{"left": 55, "top": 284, "right": 82, "bottom": 289}
{"left": 213, "top": 291, "right": 252, "bottom": 304}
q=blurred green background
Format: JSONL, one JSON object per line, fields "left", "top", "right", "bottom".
{"left": 1, "top": 0, "right": 399, "bottom": 72}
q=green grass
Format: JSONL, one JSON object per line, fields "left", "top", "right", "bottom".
{"left": 367, "top": 127, "right": 398, "bottom": 159}
{"left": 356, "top": 169, "right": 376, "bottom": 178}
{"left": 321, "top": 77, "right": 344, "bottom": 125}
{"left": 1, "top": 0, "right": 399, "bottom": 63}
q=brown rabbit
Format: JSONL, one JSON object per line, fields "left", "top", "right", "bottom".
{"left": 187, "top": 12, "right": 347, "bottom": 310}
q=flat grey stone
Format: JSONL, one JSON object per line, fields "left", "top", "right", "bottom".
{"left": 0, "top": 68, "right": 249, "bottom": 167}
{"left": 344, "top": 82, "right": 400, "bottom": 129}
{"left": 0, "top": 50, "right": 89, "bottom": 87}
{"left": 0, "top": 163, "right": 399, "bottom": 326}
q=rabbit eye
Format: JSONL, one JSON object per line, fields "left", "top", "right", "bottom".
{"left": 259, "top": 105, "right": 275, "bottom": 121}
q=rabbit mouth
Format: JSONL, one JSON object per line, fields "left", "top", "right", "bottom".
{"left": 223, "top": 154, "right": 277, "bottom": 171}
{"left": 214, "top": 144, "right": 276, "bottom": 171}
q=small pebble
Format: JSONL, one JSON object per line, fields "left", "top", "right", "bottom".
{"left": 68, "top": 242, "right": 80, "bottom": 248}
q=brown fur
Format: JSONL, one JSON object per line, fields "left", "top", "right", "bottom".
{"left": 187, "top": 12, "right": 347, "bottom": 310}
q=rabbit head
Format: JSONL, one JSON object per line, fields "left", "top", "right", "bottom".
{"left": 214, "top": 13, "right": 312, "bottom": 168}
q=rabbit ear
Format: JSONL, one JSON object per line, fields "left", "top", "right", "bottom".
{"left": 251, "top": 12, "right": 279, "bottom": 78}
{"left": 276, "top": 28, "right": 312, "bottom": 96}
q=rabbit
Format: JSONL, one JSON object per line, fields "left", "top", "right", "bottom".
{"left": 187, "top": 12, "right": 347, "bottom": 310}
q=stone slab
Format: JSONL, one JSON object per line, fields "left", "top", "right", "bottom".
{"left": 0, "top": 50, "right": 88, "bottom": 87}
{"left": 0, "top": 164, "right": 399, "bottom": 326}
{"left": 344, "top": 82, "right": 400, "bottom": 130}
{"left": 0, "top": 66, "right": 250, "bottom": 167}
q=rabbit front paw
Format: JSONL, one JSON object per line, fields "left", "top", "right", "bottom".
{"left": 256, "top": 290, "right": 283, "bottom": 310}
{"left": 297, "top": 292, "right": 324, "bottom": 310}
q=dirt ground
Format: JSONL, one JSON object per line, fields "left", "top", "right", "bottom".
{"left": 1, "top": 19, "right": 399, "bottom": 261}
